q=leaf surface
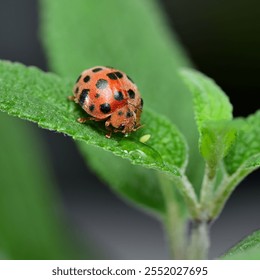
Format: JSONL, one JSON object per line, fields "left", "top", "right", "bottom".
{"left": 180, "top": 69, "right": 233, "bottom": 128}
{"left": 0, "top": 113, "right": 79, "bottom": 259}
{"left": 79, "top": 145, "right": 166, "bottom": 214}
{"left": 180, "top": 69, "right": 235, "bottom": 174}
{"left": 222, "top": 230, "right": 260, "bottom": 260}
{"left": 224, "top": 111, "right": 260, "bottom": 174}
{"left": 0, "top": 60, "right": 187, "bottom": 187}
{"left": 40, "top": 0, "right": 204, "bottom": 191}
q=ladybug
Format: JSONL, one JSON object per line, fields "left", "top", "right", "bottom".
{"left": 70, "top": 66, "right": 143, "bottom": 138}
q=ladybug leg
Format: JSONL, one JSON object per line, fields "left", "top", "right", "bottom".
{"left": 105, "top": 119, "right": 111, "bottom": 128}
{"left": 68, "top": 95, "right": 75, "bottom": 101}
{"left": 105, "top": 131, "right": 112, "bottom": 139}
{"left": 134, "top": 124, "right": 144, "bottom": 131}
{"left": 105, "top": 119, "right": 113, "bottom": 138}
{"left": 113, "top": 127, "right": 126, "bottom": 134}
{"left": 105, "top": 124, "right": 113, "bottom": 139}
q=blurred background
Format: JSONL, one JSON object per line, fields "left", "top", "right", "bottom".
{"left": 0, "top": 0, "right": 259, "bottom": 259}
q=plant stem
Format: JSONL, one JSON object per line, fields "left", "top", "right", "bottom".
{"left": 210, "top": 167, "right": 251, "bottom": 219}
{"left": 200, "top": 164, "right": 216, "bottom": 216}
{"left": 171, "top": 175, "right": 200, "bottom": 219}
{"left": 188, "top": 220, "right": 210, "bottom": 259}
{"left": 158, "top": 174, "right": 187, "bottom": 259}
{"left": 185, "top": 164, "right": 215, "bottom": 259}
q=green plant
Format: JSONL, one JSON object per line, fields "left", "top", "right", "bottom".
{"left": 0, "top": 0, "right": 259, "bottom": 259}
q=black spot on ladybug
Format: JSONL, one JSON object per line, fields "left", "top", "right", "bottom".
{"left": 128, "top": 89, "right": 135, "bottom": 99}
{"left": 126, "top": 111, "right": 133, "bottom": 118}
{"left": 127, "top": 75, "right": 134, "bottom": 83}
{"left": 100, "top": 103, "right": 111, "bottom": 114}
{"left": 118, "top": 110, "right": 123, "bottom": 116}
{"left": 92, "top": 67, "right": 103, "bottom": 72}
{"left": 95, "top": 93, "right": 100, "bottom": 98}
{"left": 89, "top": 104, "right": 95, "bottom": 112}
{"left": 107, "top": 72, "right": 117, "bottom": 80}
{"left": 114, "top": 91, "right": 124, "bottom": 101}
{"left": 141, "top": 98, "right": 144, "bottom": 108}
{"left": 83, "top": 75, "right": 90, "bottom": 83}
{"left": 75, "top": 87, "right": 79, "bottom": 94}
{"left": 79, "top": 89, "right": 89, "bottom": 106}
{"left": 115, "top": 71, "right": 123, "bottom": 78}
{"left": 76, "top": 75, "right": 81, "bottom": 83}
{"left": 96, "top": 79, "right": 108, "bottom": 89}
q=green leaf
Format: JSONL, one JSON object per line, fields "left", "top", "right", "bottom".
{"left": 0, "top": 59, "right": 190, "bottom": 214}
{"left": 0, "top": 60, "right": 187, "bottom": 178}
{"left": 40, "top": 0, "right": 204, "bottom": 190}
{"left": 79, "top": 145, "right": 166, "bottom": 214}
{"left": 0, "top": 113, "right": 79, "bottom": 259}
{"left": 180, "top": 68, "right": 233, "bottom": 128}
{"left": 78, "top": 109, "right": 189, "bottom": 215}
{"left": 222, "top": 230, "right": 260, "bottom": 260}
{"left": 224, "top": 248, "right": 260, "bottom": 260}
{"left": 180, "top": 68, "right": 234, "bottom": 175}
{"left": 200, "top": 120, "right": 236, "bottom": 174}
{"left": 224, "top": 111, "right": 260, "bottom": 175}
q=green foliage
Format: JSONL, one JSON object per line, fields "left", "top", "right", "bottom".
{"left": 223, "top": 247, "right": 260, "bottom": 260}
{"left": 180, "top": 69, "right": 235, "bottom": 175}
{"left": 222, "top": 230, "right": 260, "bottom": 260}
{"left": 1, "top": 58, "right": 259, "bottom": 258}
{"left": 209, "top": 110, "right": 260, "bottom": 219}
{"left": 0, "top": 60, "right": 189, "bottom": 214}
{"left": 79, "top": 146, "right": 166, "bottom": 214}
{"left": 0, "top": 113, "right": 79, "bottom": 259}
{"left": 0, "top": 61, "right": 186, "bottom": 176}
{"left": 180, "top": 68, "right": 260, "bottom": 228}
{"left": 40, "top": 0, "right": 204, "bottom": 190}
{"left": 224, "top": 111, "right": 260, "bottom": 174}
{"left": 180, "top": 69, "right": 233, "bottom": 128}
{"left": 181, "top": 67, "right": 260, "bottom": 178}
{"left": 200, "top": 121, "right": 236, "bottom": 171}
{"left": 0, "top": 0, "right": 258, "bottom": 260}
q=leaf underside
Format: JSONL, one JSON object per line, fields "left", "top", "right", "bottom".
{"left": 79, "top": 145, "right": 166, "bottom": 214}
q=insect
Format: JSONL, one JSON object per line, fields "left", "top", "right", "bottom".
{"left": 70, "top": 66, "right": 143, "bottom": 138}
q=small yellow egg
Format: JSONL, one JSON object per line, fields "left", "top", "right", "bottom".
{"left": 139, "top": 134, "right": 151, "bottom": 143}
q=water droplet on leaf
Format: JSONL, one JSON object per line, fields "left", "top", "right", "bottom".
{"left": 119, "top": 138, "right": 164, "bottom": 167}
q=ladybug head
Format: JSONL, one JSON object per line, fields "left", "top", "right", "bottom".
{"left": 110, "top": 105, "right": 138, "bottom": 134}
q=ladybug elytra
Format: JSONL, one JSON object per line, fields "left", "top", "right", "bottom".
{"left": 70, "top": 66, "right": 143, "bottom": 138}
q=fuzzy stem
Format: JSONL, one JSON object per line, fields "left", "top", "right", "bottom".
{"left": 159, "top": 174, "right": 187, "bottom": 259}
{"left": 210, "top": 167, "right": 251, "bottom": 219}
{"left": 188, "top": 220, "right": 210, "bottom": 259}
{"left": 171, "top": 175, "right": 200, "bottom": 219}
{"left": 200, "top": 164, "right": 216, "bottom": 217}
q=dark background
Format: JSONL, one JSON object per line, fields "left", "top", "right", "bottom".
{"left": 0, "top": 0, "right": 259, "bottom": 259}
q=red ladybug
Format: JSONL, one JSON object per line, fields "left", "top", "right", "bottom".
{"left": 70, "top": 66, "right": 143, "bottom": 138}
